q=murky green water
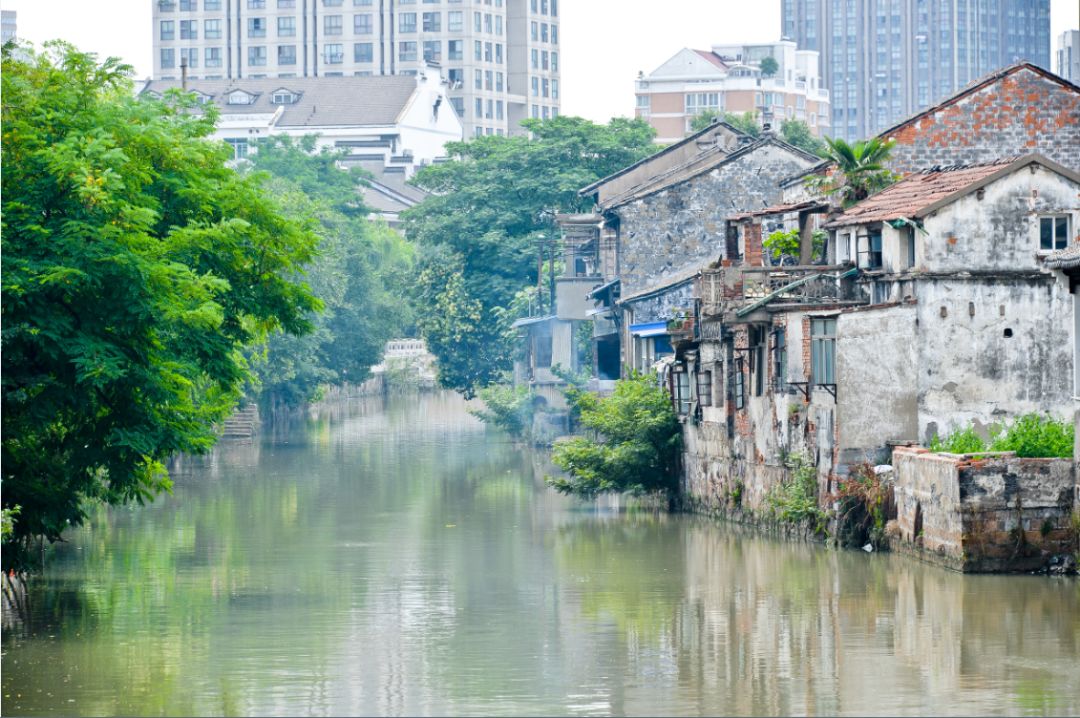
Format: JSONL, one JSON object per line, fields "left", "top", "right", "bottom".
{"left": 3, "top": 392, "right": 1079, "bottom": 716}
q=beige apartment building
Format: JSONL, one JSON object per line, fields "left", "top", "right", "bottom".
{"left": 635, "top": 41, "right": 830, "bottom": 145}
{"left": 151, "top": 0, "right": 560, "bottom": 137}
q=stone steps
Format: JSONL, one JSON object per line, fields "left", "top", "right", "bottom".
{"left": 221, "top": 405, "right": 260, "bottom": 439}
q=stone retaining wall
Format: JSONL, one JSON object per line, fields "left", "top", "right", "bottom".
{"left": 891, "top": 447, "right": 1076, "bottom": 572}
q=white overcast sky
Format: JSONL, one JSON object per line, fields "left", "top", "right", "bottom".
{"left": 5, "top": 0, "right": 1079, "bottom": 123}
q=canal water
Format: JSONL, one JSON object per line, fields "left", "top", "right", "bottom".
{"left": 3, "top": 392, "right": 1078, "bottom": 716}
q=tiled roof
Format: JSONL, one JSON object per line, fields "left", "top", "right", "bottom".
{"left": 730, "top": 200, "right": 828, "bottom": 221}
{"left": 824, "top": 159, "right": 1017, "bottom": 228}
{"left": 141, "top": 75, "right": 420, "bottom": 127}
{"left": 1044, "top": 243, "right": 1080, "bottom": 270}
{"left": 694, "top": 50, "right": 728, "bottom": 70}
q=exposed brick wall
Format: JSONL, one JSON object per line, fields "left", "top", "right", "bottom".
{"left": 744, "top": 222, "right": 764, "bottom": 268}
{"left": 884, "top": 68, "right": 1080, "bottom": 174}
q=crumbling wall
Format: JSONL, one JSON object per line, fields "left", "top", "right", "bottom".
{"left": 882, "top": 67, "right": 1080, "bottom": 174}
{"left": 614, "top": 144, "right": 814, "bottom": 294}
{"left": 892, "top": 447, "right": 1076, "bottom": 572}
{"left": 915, "top": 277, "right": 1073, "bottom": 444}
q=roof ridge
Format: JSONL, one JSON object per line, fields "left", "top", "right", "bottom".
{"left": 918, "top": 156, "right": 1021, "bottom": 174}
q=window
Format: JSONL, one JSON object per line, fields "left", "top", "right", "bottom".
{"left": 247, "top": 46, "right": 266, "bottom": 66}
{"left": 1040, "top": 216, "right": 1069, "bottom": 251}
{"left": 247, "top": 17, "right": 265, "bottom": 38}
{"left": 866, "top": 230, "right": 883, "bottom": 269}
{"left": 422, "top": 12, "right": 440, "bottom": 31}
{"left": 541, "top": 23, "right": 549, "bottom": 42}
{"left": 474, "top": 41, "right": 482, "bottom": 61}
{"left": 484, "top": 69, "right": 493, "bottom": 90}
{"left": 495, "top": 71, "right": 503, "bottom": 91}
{"left": 324, "top": 15, "right": 343, "bottom": 35}
{"left": 325, "top": 43, "right": 344, "bottom": 63}
{"left": 248, "top": 0, "right": 266, "bottom": 7}
{"left": 484, "top": 42, "right": 492, "bottom": 62}
{"left": 226, "top": 138, "right": 249, "bottom": 159}
{"left": 160, "top": 20, "right": 175, "bottom": 40}
{"left": 734, "top": 358, "right": 745, "bottom": 409}
{"left": 486, "top": 99, "right": 493, "bottom": 118}
{"left": 180, "top": 47, "right": 198, "bottom": 67}
{"left": 905, "top": 226, "right": 916, "bottom": 268}
{"left": 180, "top": 0, "right": 197, "bottom": 9}
{"left": 474, "top": 11, "right": 481, "bottom": 31}
{"left": 475, "top": 98, "right": 482, "bottom": 117}
{"left": 180, "top": 19, "right": 198, "bottom": 38}
{"left": 551, "top": 25, "right": 558, "bottom": 44}
{"left": 205, "top": 19, "right": 222, "bottom": 38}
{"left": 496, "top": 15, "right": 503, "bottom": 35}
{"left": 484, "top": 13, "right": 493, "bottom": 33}
{"left": 278, "top": 44, "right": 296, "bottom": 64}
{"left": 448, "top": 40, "right": 463, "bottom": 61}
{"left": 496, "top": 99, "right": 504, "bottom": 119}
{"left": 271, "top": 89, "right": 298, "bottom": 103}
{"left": 542, "top": 50, "right": 549, "bottom": 70}
{"left": 448, "top": 11, "right": 463, "bottom": 31}
{"left": 495, "top": 43, "right": 502, "bottom": 64}
{"left": 772, "top": 329, "right": 786, "bottom": 391}
{"left": 450, "top": 97, "right": 465, "bottom": 117}
{"left": 205, "top": 0, "right": 221, "bottom": 8}
{"left": 399, "top": 13, "right": 416, "bottom": 32}
{"left": 811, "top": 317, "right": 836, "bottom": 386}
{"left": 205, "top": 47, "right": 222, "bottom": 67}
{"left": 531, "top": 77, "right": 539, "bottom": 96}
{"left": 750, "top": 325, "right": 766, "bottom": 397}
{"left": 278, "top": 0, "right": 295, "bottom": 6}
{"left": 278, "top": 17, "right": 295, "bottom": 36}
{"left": 353, "top": 42, "right": 373, "bottom": 62}
{"left": 636, "top": 94, "right": 650, "bottom": 109}
{"left": 398, "top": 41, "right": 416, "bottom": 62}
{"left": 160, "top": 48, "right": 176, "bottom": 68}
{"left": 551, "top": 51, "right": 558, "bottom": 72}
{"left": 531, "top": 48, "right": 538, "bottom": 69}
{"left": 423, "top": 40, "right": 441, "bottom": 62}
{"left": 696, "top": 369, "right": 713, "bottom": 407}
{"left": 542, "top": 78, "right": 549, "bottom": 97}
{"left": 685, "top": 92, "right": 720, "bottom": 115}
{"left": 354, "top": 14, "right": 372, "bottom": 33}
{"left": 674, "top": 368, "right": 691, "bottom": 415}
{"left": 531, "top": 21, "right": 538, "bottom": 41}
{"left": 324, "top": 0, "right": 343, "bottom": 5}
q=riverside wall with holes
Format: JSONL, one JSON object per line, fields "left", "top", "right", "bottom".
{"left": 891, "top": 447, "right": 1076, "bottom": 572}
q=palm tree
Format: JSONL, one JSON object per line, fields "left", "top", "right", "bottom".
{"left": 809, "top": 136, "right": 899, "bottom": 207}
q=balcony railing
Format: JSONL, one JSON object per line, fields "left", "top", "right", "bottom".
{"left": 738, "top": 265, "right": 862, "bottom": 316}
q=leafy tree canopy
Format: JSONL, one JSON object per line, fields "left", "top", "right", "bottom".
{"left": 242, "top": 136, "right": 415, "bottom": 407}
{"left": 548, "top": 372, "right": 682, "bottom": 499}
{"left": 759, "top": 56, "right": 779, "bottom": 78}
{"left": 1, "top": 44, "right": 320, "bottom": 564}
{"left": 403, "top": 116, "right": 657, "bottom": 395}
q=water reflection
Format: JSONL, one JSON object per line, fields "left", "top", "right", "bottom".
{"left": 2, "top": 392, "right": 1078, "bottom": 716}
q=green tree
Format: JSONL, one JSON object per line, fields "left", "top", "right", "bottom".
{"left": 404, "top": 116, "right": 657, "bottom": 394}
{"left": 759, "top": 56, "right": 779, "bottom": 78}
{"left": 806, "top": 136, "right": 899, "bottom": 206}
{"left": 689, "top": 110, "right": 762, "bottom": 136}
{"left": 779, "top": 118, "right": 826, "bottom": 156}
{"left": 1, "top": 44, "right": 320, "bottom": 565}
{"left": 243, "top": 136, "right": 415, "bottom": 407}
{"left": 548, "top": 373, "right": 682, "bottom": 499}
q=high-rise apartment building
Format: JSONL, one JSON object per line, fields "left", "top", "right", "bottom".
{"left": 2, "top": 10, "right": 17, "bottom": 44}
{"left": 782, "top": 0, "right": 1051, "bottom": 140}
{"left": 1058, "top": 30, "right": 1080, "bottom": 84}
{"left": 151, "top": 0, "right": 561, "bottom": 137}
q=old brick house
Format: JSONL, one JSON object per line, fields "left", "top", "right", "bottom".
{"left": 678, "top": 155, "right": 1078, "bottom": 517}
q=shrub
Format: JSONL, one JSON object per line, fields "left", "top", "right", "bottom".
{"left": 765, "top": 452, "right": 826, "bottom": 529}
{"left": 927, "top": 425, "right": 988, "bottom": 454}
{"left": 836, "top": 462, "right": 893, "bottom": 548}
{"left": 471, "top": 383, "right": 534, "bottom": 439}
{"left": 548, "top": 372, "right": 681, "bottom": 499}
{"left": 989, "top": 413, "right": 1073, "bottom": 458}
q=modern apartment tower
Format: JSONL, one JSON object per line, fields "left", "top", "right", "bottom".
{"left": 151, "top": 0, "right": 561, "bottom": 137}
{"left": 1, "top": 10, "right": 16, "bottom": 44}
{"left": 782, "top": 0, "right": 1051, "bottom": 140}
{"left": 1058, "top": 30, "right": 1080, "bottom": 84}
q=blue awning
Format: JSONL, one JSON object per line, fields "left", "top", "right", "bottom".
{"left": 629, "top": 321, "right": 668, "bottom": 338}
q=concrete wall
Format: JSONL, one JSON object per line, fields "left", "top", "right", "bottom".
{"left": 892, "top": 447, "right": 1076, "bottom": 572}
{"left": 836, "top": 304, "right": 919, "bottom": 463}
{"left": 919, "top": 166, "right": 1080, "bottom": 275}
{"left": 882, "top": 67, "right": 1080, "bottom": 174}
{"left": 915, "top": 276, "right": 1074, "bottom": 444}
{"left": 555, "top": 277, "right": 601, "bottom": 321}
{"left": 613, "top": 143, "right": 814, "bottom": 294}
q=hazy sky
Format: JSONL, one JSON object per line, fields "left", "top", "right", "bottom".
{"left": 6, "top": 0, "right": 1078, "bottom": 123}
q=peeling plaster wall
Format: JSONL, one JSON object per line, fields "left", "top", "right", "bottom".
{"left": 882, "top": 68, "right": 1080, "bottom": 174}
{"left": 836, "top": 304, "right": 919, "bottom": 463}
{"left": 915, "top": 277, "right": 1073, "bottom": 443}
{"left": 613, "top": 144, "right": 815, "bottom": 295}
{"left": 918, "top": 167, "right": 1080, "bottom": 274}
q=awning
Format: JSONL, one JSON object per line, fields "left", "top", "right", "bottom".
{"left": 629, "top": 321, "right": 668, "bottom": 337}
{"left": 511, "top": 315, "right": 556, "bottom": 329}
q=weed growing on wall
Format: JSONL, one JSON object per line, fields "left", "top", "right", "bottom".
{"left": 765, "top": 452, "right": 827, "bottom": 532}
{"left": 929, "top": 414, "right": 1073, "bottom": 458}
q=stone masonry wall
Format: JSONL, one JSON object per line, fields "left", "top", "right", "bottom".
{"left": 883, "top": 67, "right": 1080, "bottom": 174}
{"left": 892, "top": 447, "right": 1076, "bottom": 572}
{"left": 615, "top": 143, "right": 815, "bottom": 295}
